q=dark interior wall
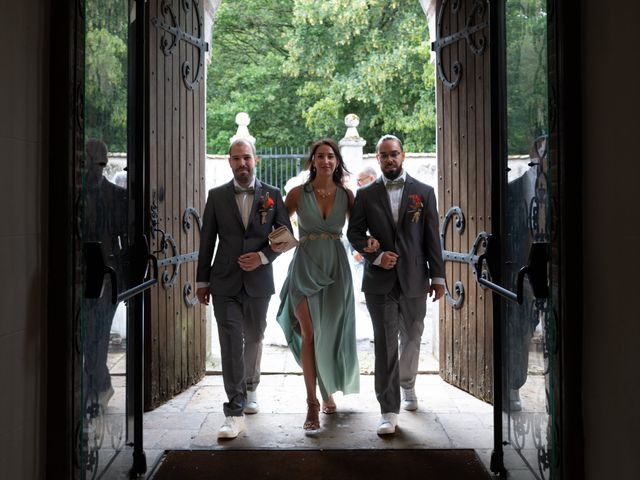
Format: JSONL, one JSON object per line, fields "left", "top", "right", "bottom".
{"left": 0, "top": 0, "right": 50, "bottom": 478}
{"left": 581, "top": 1, "right": 640, "bottom": 478}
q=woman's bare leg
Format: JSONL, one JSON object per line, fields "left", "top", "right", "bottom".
{"left": 295, "top": 297, "right": 320, "bottom": 429}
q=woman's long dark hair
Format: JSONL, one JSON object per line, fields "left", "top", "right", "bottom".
{"left": 304, "top": 138, "right": 350, "bottom": 188}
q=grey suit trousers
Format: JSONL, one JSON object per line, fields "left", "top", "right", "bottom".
{"left": 365, "top": 281, "right": 427, "bottom": 414}
{"left": 213, "top": 289, "right": 269, "bottom": 417}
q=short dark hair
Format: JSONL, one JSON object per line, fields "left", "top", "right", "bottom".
{"left": 375, "top": 134, "right": 403, "bottom": 153}
{"left": 228, "top": 138, "right": 256, "bottom": 157}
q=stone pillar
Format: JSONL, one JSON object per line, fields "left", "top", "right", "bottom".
{"left": 339, "top": 114, "right": 366, "bottom": 191}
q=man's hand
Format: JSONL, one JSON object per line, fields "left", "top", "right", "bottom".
{"left": 380, "top": 251, "right": 399, "bottom": 270}
{"left": 196, "top": 287, "right": 210, "bottom": 306}
{"left": 363, "top": 236, "right": 380, "bottom": 253}
{"left": 238, "top": 252, "right": 262, "bottom": 271}
{"left": 429, "top": 283, "right": 445, "bottom": 302}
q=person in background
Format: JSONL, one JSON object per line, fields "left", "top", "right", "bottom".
{"left": 82, "top": 139, "right": 127, "bottom": 411}
{"left": 350, "top": 166, "right": 378, "bottom": 303}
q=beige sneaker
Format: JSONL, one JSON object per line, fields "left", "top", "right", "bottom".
{"left": 244, "top": 390, "right": 259, "bottom": 414}
{"left": 218, "top": 415, "right": 245, "bottom": 439}
{"left": 376, "top": 413, "right": 398, "bottom": 435}
{"left": 402, "top": 387, "right": 418, "bottom": 411}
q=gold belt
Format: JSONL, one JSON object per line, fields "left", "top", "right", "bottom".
{"left": 299, "top": 232, "right": 343, "bottom": 242}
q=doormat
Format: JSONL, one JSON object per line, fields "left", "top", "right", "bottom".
{"left": 152, "top": 449, "right": 492, "bottom": 480}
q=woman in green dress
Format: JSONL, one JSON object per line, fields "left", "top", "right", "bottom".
{"left": 273, "top": 138, "right": 378, "bottom": 432}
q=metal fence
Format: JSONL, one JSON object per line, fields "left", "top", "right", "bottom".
{"left": 257, "top": 146, "right": 308, "bottom": 193}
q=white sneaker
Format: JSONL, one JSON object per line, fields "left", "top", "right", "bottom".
{"left": 377, "top": 413, "right": 398, "bottom": 435}
{"left": 244, "top": 390, "right": 259, "bottom": 414}
{"left": 402, "top": 387, "right": 418, "bottom": 411}
{"left": 218, "top": 415, "right": 245, "bottom": 439}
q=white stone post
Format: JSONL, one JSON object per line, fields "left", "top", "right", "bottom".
{"left": 339, "top": 114, "right": 366, "bottom": 191}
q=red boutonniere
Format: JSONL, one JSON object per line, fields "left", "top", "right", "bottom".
{"left": 408, "top": 194, "right": 424, "bottom": 223}
{"left": 259, "top": 193, "right": 275, "bottom": 224}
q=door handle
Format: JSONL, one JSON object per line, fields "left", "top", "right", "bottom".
{"left": 83, "top": 236, "right": 158, "bottom": 304}
{"left": 116, "top": 236, "right": 158, "bottom": 303}
{"left": 475, "top": 238, "right": 550, "bottom": 304}
{"left": 83, "top": 241, "right": 118, "bottom": 304}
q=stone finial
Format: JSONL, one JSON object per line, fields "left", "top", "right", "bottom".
{"left": 343, "top": 114, "right": 362, "bottom": 140}
{"left": 230, "top": 112, "right": 256, "bottom": 145}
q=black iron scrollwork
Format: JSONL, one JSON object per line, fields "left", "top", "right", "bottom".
{"left": 432, "top": 0, "right": 489, "bottom": 90}
{"left": 183, "top": 206, "right": 202, "bottom": 233}
{"left": 153, "top": 207, "right": 201, "bottom": 290}
{"left": 528, "top": 135, "right": 555, "bottom": 242}
{"left": 183, "top": 282, "right": 198, "bottom": 308}
{"left": 152, "top": 0, "right": 208, "bottom": 90}
{"left": 441, "top": 206, "right": 550, "bottom": 307}
{"left": 440, "top": 206, "right": 491, "bottom": 309}
{"left": 508, "top": 410, "right": 552, "bottom": 479}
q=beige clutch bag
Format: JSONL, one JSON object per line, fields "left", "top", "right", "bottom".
{"left": 268, "top": 225, "right": 298, "bottom": 252}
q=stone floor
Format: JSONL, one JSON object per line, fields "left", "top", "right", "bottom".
{"left": 100, "top": 337, "right": 548, "bottom": 480}
{"left": 138, "top": 362, "right": 548, "bottom": 480}
{"left": 100, "top": 293, "right": 548, "bottom": 480}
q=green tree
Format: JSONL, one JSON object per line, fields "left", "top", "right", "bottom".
{"left": 506, "top": 0, "right": 548, "bottom": 154}
{"left": 206, "top": 0, "right": 310, "bottom": 153}
{"left": 284, "top": 0, "right": 436, "bottom": 152}
{"left": 85, "top": 0, "right": 129, "bottom": 152}
{"left": 206, "top": 0, "right": 436, "bottom": 154}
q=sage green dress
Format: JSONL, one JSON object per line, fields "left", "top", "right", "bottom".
{"left": 277, "top": 185, "right": 360, "bottom": 400}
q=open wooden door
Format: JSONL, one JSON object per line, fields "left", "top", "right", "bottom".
{"left": 145, "top": 0, "right": 208, "bottom": 410}
{"left": 436, "top": 1, "right": 564, "bottom": 477}
{"left": 434, "top": 0, "right": 493, "bottom": 403}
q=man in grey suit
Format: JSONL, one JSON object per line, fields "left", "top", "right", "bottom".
{"left": 196, "top": 138, "right": 291, "bottom": 439}
{"left": 347, "top": 134, "right": 445, "bottom": 435}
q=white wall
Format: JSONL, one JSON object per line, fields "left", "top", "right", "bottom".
{"left": 582, "top": 2, "right": 640, "bottom": 478}
{"left": 0, "top": 0, "right": 48, "bottom": 478}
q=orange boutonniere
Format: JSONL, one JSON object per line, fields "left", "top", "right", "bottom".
{"left": 408, "top": 194, "right": 423, "bottom": 223}
{"left": 259, "top": 193, "right": 275, "bottom": 224}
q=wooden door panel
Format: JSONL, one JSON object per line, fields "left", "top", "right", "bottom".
{"left": 435, "top": 0, "right": 492, "bottom": 402}
{"left": 145, "top": 0, "right": 207, "bottom": 410}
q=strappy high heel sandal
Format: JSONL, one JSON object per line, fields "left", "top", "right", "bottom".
{"left": 304, "top": 398, "right": 321, "bottom": 431}
{"left": 322, "top": 395, "right": 337, "bottom": 414}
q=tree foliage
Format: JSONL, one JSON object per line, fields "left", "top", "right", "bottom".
{"left": 80, "top": 0, "right": 548, "bottom": 158}
{"left": 206, "top": 0, "right": 436, "bottom": 153}
{"left": 505, "top": 0, "right": 548, "bottom": 154}
{"left": 85, "top": 0, "right": 129, "bottom": 152}
{"left": 206, "top": 0, "right": 310, "bottom": 153}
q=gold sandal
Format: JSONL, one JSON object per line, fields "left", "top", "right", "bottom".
{"left": 304, "top": 399, "right": 321, "bottom": 430}
{"left": 322, "top": 395, "right": 337, "bottom": 414}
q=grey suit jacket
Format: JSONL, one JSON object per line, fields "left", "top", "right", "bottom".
{"left": 347, "top": 174, "right": 445, "bottom": 298}
{"left": 196, "top": 179, "right": 291, "bottom": 297}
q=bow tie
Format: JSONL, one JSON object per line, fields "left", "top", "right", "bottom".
{"left": 234, "top": 185, "right": 254, "bottom": 194}
{"left": 385, "top": 178, "right": 405, "bottom": 189}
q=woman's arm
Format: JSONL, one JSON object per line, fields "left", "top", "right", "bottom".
{"left": 284, "top": 185, "right": 302, "bottom": 217}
